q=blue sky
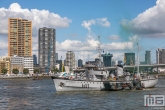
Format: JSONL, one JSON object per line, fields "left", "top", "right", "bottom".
{"left": 0, "top": 0, "right": 165, "bottom": 64}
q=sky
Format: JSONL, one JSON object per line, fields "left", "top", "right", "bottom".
{"left": 0, "top": 0, "right": 165, "bottom": 64}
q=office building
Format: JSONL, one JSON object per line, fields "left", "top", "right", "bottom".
{"left": 8, "top": 18, "right": 32, "bottom": 57}
{"left": 55, "top": 53, "right": 58, "bottom": 60}
{"left": 156, "top": 48, "right": 165, "bottom": 64}
{"left": 33, "top": 54, "right": 37, "bottom": 65}
{"left": 78, "top": 59, "right": 83, "bottom": 67}
{"left": 145, "top": 51, "right": 151, "bottom": 64}
{"left": 101, "top": 53, "right": 113, "bottom": 67}
{"left": 124, "top": 53, "right": 135, "bottom": 65}
{"left": 0, "top": 57, "right": 11, "bottom": 74}
{"left": 38, "top": 27, "right": 56, "bottom": 73}
{"left": 10, "top": 55, "right": 24, "bottom": 74}
{"left": 24, "top": 57, "right": 34, "bottom": 74}
{"left": 66, "top": 51, "right": 75, "bottom": 71}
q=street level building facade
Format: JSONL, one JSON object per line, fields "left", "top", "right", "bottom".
{"left": 8, "top": 18, "right": 32, "bottom": 57}
{"left": 38, "top": 27, "right": 56, "bottom": 73}
{"left": 124, "top": 53, "right": 135, "bottom": 65}
{"left": 66, "top": 51, "right": 75, "bottom": 71}
{"left": 0, "top": 57, "right": 11, "bottom": 74}
{"left": 24, "top": 57, "right": 34, "bottom": 74}
{"left": 10, "top": 55, "right": 24, "bottom": 74}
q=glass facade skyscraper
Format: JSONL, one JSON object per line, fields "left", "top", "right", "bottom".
{"left": 145, "top": 51, "right": 151, "bottom": 64}
{"left": 33, "top": 54, "right": 37, "bottom": 65}
{"left": 78, "top": 59, "right": 83, "bottom": 67}
{"left": 101, "top": 53, "right": 113, "bottom": 67}
{"left": 124, "top": 53, "right": 135, "bottom": 65}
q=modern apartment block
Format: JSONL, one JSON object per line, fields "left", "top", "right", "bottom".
{"left": 38, "top": 27, "right": 56, "bottom": 73}
{"left": 66, "top": 51, "right": 75, "bottom": 71}
{"left": 8, "top": 18, "right": 32, "bottom": 57}
{"left": 124, "top": 53, "right": 135, "bottom": 65}
{"left": 156, "top": 48, "right": 165, "bottom": 64}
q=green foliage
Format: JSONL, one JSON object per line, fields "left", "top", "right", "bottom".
{"left": 34, "top": 68, "right": 39, "bottom": 73}
{"left": 23, "top": 68, "right": 29, "bottom": 74}
{"left": 1, "top": 68, "right": 8, "bottom": 74}
{"left": 52, "top": 68, "right": 59, "bottom": 73}
{"left": 12, "top": 68, "right": 19, "bottom": 74}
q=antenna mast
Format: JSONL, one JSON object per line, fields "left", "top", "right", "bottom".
{"left": 137, "top": 43, "right": 139, "bottom": 75}
{"left": 96, "top": 36, "right": 103, "bottom": 69}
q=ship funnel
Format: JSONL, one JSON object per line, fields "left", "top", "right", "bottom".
{"left": 116, "top": 65, "right": 123, "bottom": 77}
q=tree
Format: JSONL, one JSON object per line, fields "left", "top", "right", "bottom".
{"left": 52, "top": 68, "right": 59, "bottom": 73}
{"left": 12, "top": 68, "right": 19, "bottom": 74}
{"left": 34, "top": 68, "right": 39, "bottom": 74}
{"left": 1, "top": 68, "right": 8, "bottom": 74}
{"left": 23, "top": 68, "right": 29, "bottom": 74}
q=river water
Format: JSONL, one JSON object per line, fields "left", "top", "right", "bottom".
{"left": 0, "top": 76, "right": 165, "bottom": 110}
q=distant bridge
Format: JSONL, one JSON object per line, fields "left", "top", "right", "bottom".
{"left": 104, "top": 64, "right": 165, "bottom": 70}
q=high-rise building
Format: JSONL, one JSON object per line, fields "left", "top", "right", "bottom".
{"left": 124, "top": 53, "right": 135, "bottom": 65}
{"left": 156, "top": 48, "right": 165, "bottom": 64}
{"left": 38, "top": 27, "right": 56, "bottom": 73}
{"left": 101, "top": 53, "right": 113, "bottom": 67}
{"left": 78, "top": 59, "right": 83, "bottom": 67}
{"left": 55, "top": 53, "right": 58, "bottom": 60}
{"left": 66, "top": 51, "right": 75, "bottom": 71}
{"left": 33, "top": 54, "right": 37, "bottom": 65}
{"left": 145, "top": 51, "right": 151, "bottom": 64}
{"left": 8, "top": 18, "right": 32, "bottom": 57}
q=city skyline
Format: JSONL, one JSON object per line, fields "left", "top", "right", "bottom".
{"left": 0, "top": 0, "right": 165, "bottom": 63}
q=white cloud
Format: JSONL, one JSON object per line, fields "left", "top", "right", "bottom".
{"left": 0, "top": 3, "right": 71, "bottom": 35}
{"left": 82, "top": 18, "right": 110, "bottom": 31}
{"left": 56, "top": 34, "right": 136, "bottom": 63}
{"left": 108, "top": 35, "right": 120, "bottom": 40}
{"left": 120, "top": 0, "right": 165, "bottom": 35}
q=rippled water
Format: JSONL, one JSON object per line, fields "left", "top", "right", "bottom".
{"left": 0, "top": 76, "right": 165, "bottom": 110}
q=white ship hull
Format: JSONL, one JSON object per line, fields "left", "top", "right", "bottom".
{"left": 52, "top": 77, "right": 105, "bottom": 91}
{"left": 141, "top": 78, "right": 158, "bottom": 88}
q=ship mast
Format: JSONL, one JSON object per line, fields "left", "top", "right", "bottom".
{"left": 97, "top": 36, "right": 103, "bottom": 69}
{"left": 137, "top": 43, "right": 140, "bottom": 75}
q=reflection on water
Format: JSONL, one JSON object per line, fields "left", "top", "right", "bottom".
{"left": 0, "top": 77, "right": 165, "bottom": 110}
